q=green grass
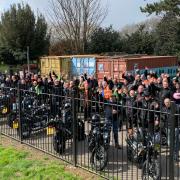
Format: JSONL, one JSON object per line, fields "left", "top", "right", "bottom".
{"left": 0, "top": 146, "right": 81, "bottom": 180}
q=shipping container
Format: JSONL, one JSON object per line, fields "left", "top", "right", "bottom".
{"left": 125, "top": 56, "right": 177, "bottom": 71}
{"left": 40, "top": 56, "right": 71, "bottom": 78}
{"left": 125, "top": 56, "right": 178, "bottom": 77}
{"left": 40, "top": 55, "right": 178, "bottom": 80}
{"left": 71, "top": 56, "right": 96, "bottom": 77}
{"left": 40, "top": 56, "right": 60, "bottom": 76}
{"left": 96, "top": 57, "right": 127, "bottom": 80}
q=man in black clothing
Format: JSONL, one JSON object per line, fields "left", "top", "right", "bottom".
{"left": 125, "top": 89, "right": 137, "bottom": 128}
{"left": 139, "top": 90, "right": 157, "bottom": 132}
{"left": 159, "top": 80, "right": 172, "bottom": 104}
{"left": 51, "top": 79, "right": 62, "bottom": 117}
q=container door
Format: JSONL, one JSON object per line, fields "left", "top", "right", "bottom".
{"left": 71, "top": 57, "right": 96, "bottom": 77}
{"left": 61, "top": 58, "right": 71, "bottom": 78}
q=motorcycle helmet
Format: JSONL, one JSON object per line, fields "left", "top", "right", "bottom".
{"left": 23, "top": 97, "right": 33, "bottom": 108}
{"left": 64, "top": 103, "right": 71, "bottom": 109}
{"left": 91, "top": 114, "right": 100, "bottom": 124}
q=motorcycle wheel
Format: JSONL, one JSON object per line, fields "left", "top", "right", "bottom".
{"left": 90, "top": 145, "right": 108, "bottom": 171}
{"left": 77, "top": 119, "right": 85, "bottom": 141}
{"left": 53, "top": 135, "right": 65, "bottom": 154}
{"left": 137, "top": 153, "right": 145, "bottom": 169}
{"left": 127, "top": 146, "right": 133, "bottom": 162}
{"left": 142, "top": 159, "right": 160, "bottom": 180}
{"left": 161, "top": 132, "right": 167, "bottom": 146}
{"left": 17, "top": 122, "right": 31, "bottom": 139}
{"left": 7, "top": 113, "right": 15, "bottom": 128}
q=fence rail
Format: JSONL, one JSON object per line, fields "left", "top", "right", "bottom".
{"left": 0, "top": 86, "right": 180, "bottom": 180}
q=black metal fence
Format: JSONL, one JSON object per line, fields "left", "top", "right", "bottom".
{"left": 0, "top": 86, "right": 180, "bottom": 180}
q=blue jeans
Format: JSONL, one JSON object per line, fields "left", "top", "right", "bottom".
{"left": 104, "top": 108, "right": 119, "bottom": 144}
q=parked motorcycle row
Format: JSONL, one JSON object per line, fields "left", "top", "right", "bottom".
{"left": 0, "top": 89, "right": 84, "bottom": 154}
{"left": 0, "top": 88, "right": 169, "bottom": 179}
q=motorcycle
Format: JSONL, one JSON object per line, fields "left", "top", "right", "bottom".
{"left": 0, "top": 94, "right": 11, "bottom": 116}
{"left": 126, "top": 127, "right": 145, "bottom": 168}
{"left": 0, "top": 88, "right": 16, "bottom": 117}
{"left": 7, "top": 93, "right": 35, "bottom": 128}
{"left": 8, "top": 93, "right": 50, "bottom": 139}
{"left": 19, "top": 103, "right": 50, "bottom": 138}
{"left": 126, "top": 127, "right": 160, "bottom": 180}
{"left": 88, "top": 114, "right": 111, "bottom": 171}
{"left": 142, "top": 132, "right": 161, "bottom": 180}
{"left": 47, "top": 99, "right": 85, "bottom": 154}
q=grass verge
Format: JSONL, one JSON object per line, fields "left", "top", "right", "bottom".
{"left": 0, "top": 145, "right": 81, "bottom": 180}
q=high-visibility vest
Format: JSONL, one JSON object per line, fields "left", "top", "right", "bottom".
{"left": 103, "top": 86, "right": 112, "bottom": 100}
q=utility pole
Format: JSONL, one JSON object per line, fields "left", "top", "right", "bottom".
{"left": 27, "top": 46, "right": 30, "bottom": 74}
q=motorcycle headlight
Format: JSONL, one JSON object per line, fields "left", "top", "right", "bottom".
{"left": 93, "top": 128, "right": 97, "bottom": 135}
{"left": 28, "top": 105, "right": 31, "bottom": 108}
{"left": 103, "top": 132, "right": 109, "bottom": 140}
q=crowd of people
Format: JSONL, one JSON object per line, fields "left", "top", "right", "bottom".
{"left": 0, "top": 67, "right": 180, "bottom": 159}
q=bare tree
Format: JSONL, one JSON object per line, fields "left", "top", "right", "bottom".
{"left": 48, "top": 0, "right": 108, "bottom": 54}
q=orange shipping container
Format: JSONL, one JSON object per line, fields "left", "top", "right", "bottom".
{"left": 96, "top": 55, "right": 178, "bottom": 80}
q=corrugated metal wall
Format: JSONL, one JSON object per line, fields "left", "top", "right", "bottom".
{"left": 126, "top": 56, "right": 177, "bottom": 71}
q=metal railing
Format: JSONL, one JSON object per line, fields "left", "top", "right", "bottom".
{"left": 0, "top": 86, "right": 179, "bottom": 180}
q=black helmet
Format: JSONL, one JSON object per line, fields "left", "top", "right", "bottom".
{"left": 91, "top": 114, "right": 100, "bottom": 124}
{"left": 64, "top": 103, "right": 71, "bottom": 109}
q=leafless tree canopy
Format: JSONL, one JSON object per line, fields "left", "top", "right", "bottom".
{"left": 48, "top": 0, "right": 108, "bottom": 54}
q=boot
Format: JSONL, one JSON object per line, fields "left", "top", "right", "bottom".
{"left": 115, "top": 143, "right": 122, "bottom": 149}
{"left": 114, "top": 133, "right": 122, "bottom": 149}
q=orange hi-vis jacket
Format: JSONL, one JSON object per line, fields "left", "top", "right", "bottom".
{"left": 103, "top": 86, "right": 112, "bottom": 100}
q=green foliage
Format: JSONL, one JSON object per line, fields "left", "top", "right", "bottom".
{"left": 121, "top": 25, "right": 156, "bottom": 54}
{"left": 0, "top": 3, "right": 50, "bottom": 65}
{"left": 140, "top": 1, "right": 180, "bottom": 58}
{"left": 88, "top": 26, "right": 122, "bottom": 54}
{"left": 141, "top": 0, "right": 180, "bottom": 16}
{"left": 154, "top": 13, "right": 180, "bottom": 56}
{"left": 0, "top": 145, "right": 81, "bottom": 180}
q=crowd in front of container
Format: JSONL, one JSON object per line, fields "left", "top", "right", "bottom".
{"left": 0, "top": 67, "right": 180, "bottom": 160}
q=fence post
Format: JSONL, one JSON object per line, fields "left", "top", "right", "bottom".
{"left": 72, "top": 90, "right": 77, "bottom": 167}
{"left": 17, "top": 84, "right": 22, "bottom": 143}
{"left": 169, "top": 101, "right": 176, "bottom": 180}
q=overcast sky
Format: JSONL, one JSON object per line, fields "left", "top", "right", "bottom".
{"left": 0, "top": 0, "right": 158, "bottom": 30}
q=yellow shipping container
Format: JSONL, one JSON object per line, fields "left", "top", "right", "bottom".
{"left": 40, "top": 56, "right": 71, "bottom": 80}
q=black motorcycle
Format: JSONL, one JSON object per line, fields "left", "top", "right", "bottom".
{"left": 126, "top": 126, "right": 160, "bottom": 180}
{"left": 8, "top": 93, "right": 35, "bottom": 128}
{"left": 126, "top": 127, "right": 145, "bottom": 168}
{"left": 47, "top": 99, "right": 85, "bottom": 154}
{"left": 20, "top": 103, "right": 50, "bottom": 138}
{"left": 142, "top": 132, "right": 160, "bottom": 180}
{"left": 88, "top": 114, "right": 111, "bottom": 171}
{"left": 0, "top": 94, "right": 10, "bottom": 117}
{"left": 0, "top": 88, "right": 16, "bottom": 117}
{"left": 8, "top": 93, "right": 50, "bottom": 139}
